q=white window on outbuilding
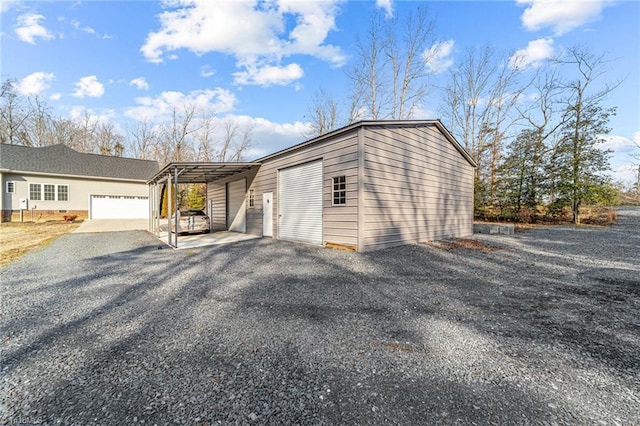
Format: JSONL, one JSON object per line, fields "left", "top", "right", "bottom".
{"left": 6, "top": 181, "right": 15, "bottom": 193}
{"left": 332, "top": 176, "right": 346, "bottom": 205}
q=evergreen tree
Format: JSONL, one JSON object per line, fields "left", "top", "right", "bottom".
{"left": 551, "top": 104, "right": 615, "bottom": 223}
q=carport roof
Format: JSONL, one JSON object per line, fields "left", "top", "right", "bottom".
{"left": 147, "top": 162, "right": 261, "bottom": 184}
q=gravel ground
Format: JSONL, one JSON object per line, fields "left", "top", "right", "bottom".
{"left": 1, "top": 207, "right": 638, "bottom": 425}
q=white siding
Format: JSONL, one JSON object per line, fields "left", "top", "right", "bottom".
{"left": 1, "top": 173, "right": 148, "bottom": 212}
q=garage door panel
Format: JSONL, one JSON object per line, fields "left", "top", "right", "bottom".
{"left": 90, "top": 195, "right": 148, "bottom": 219}
{"left": 278, "top": 160, "right": 322, "bottom": 245}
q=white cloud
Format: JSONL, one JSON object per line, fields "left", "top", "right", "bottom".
{"left": 200, "top": 65, "right": 215, "bottom": 78}
{"left": 233, "top": 63, "right": 304, "bottom": 86}
{"left": 14, "top": 71, "right": 55, "bottom": 96}
{"left": 195, "top": 113, "right": 312, "bottom": 159}
{"left": 130, "top": 77, "right": 150, "bottom": 90}
{"left": 72, "top": 75, "right": 105, "bottom": 98}
{"left": 15, "top": 13, "right": 55, "bottom": 44}
{"left": 140, "top": 0, "right": 345, "bottom": 86}
{"left": 408, "top": 106, "right": 436, "bottom": 120}
{"left": 1, "top": 0, "right": 20, "bottom": 14}
{"left": 509, "top": 38, "right": 555, "bottom": 69}
{"left": 423, "top": 40, "right": 455, "bottom": 74}
{"left": 598, "top": 134, "right": 638, "bottom": 154}
{"left": 71, "top": 19, "right": 111, "bottom": 39}
{"left": 376, "top": 0, "right": 393, "bottom": 18}
{"left": 125, "top": 88, "right": 238, "bottom": 122}
{"left": 517, "top": 0, "right": 610, "bottom": 35}
{"left": 50, "top": 93, "right": 62, "bottom": 101}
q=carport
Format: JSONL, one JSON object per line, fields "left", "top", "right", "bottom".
{"left": 147, "top": 162, "right": 261, "bottom": 248}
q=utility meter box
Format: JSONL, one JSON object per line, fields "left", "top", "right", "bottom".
{"left": 20, "top": 198, "right": 28, "bottom": 210}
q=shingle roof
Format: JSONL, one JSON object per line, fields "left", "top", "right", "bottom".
{"left": 0, "top": 144, "right": 159, "bottom": 181}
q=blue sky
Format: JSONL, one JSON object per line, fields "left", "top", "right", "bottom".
{"left": 1, "top": 0, "right": 639, "bottom": 184}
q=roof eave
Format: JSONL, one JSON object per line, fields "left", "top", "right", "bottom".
{"left": 147, "top": 162, "right": 262, "bottom": 184}
{"left": 0, "top": 168, "right": 151, "bottom": 182}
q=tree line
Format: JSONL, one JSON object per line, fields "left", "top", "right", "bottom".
{"left": 305, "top": 8, "right": 626, "bottom": 224}
{"left": 2, "top": 7, "right": 634, "bottom": 222}
{"left": 0, "top": 79, "right": 254, "bottom": 166}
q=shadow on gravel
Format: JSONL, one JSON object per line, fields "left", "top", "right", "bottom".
{"left": 1, "top": 209, "right": 639, "bottom": 424}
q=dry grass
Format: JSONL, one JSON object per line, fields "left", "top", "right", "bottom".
{"left": 432, "top": 239, "right": 500, "bottom": 252}
{"left": 0, "top": 221, "right": 81, "bottom": 266}
{"left": 476, "top": 205, "right": 618, "bottom": 227}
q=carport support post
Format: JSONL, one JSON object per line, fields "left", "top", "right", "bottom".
{"left": 174, "top": 166, "right": 179, "bottom": 248}
{"left": 167, "top": 173, "right": 172, "bottom": 247}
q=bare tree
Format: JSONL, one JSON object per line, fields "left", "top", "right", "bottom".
{"left": 52, "top": 118, "right": 79, "bottom": 147}
{"left": 161, "top": 105, "right": 200, "bottom": 162}
{"left": 0, "top": 79, "right": 31, "bottom": 145}
{"left": 95, "top": 121, "right": 125, "bottom": 156}
{"left": 386, "top": 7, "right": 436, "bottom": 119}
{"left": 217, "top": 118, "right": 238, "bottom": 162}
{"left": 195, "top": 115, "right": 215, "bottom": 161}
{"left": 305, "top": 88, "right": 339, "bottom": 137}
{"left": 128, "top": 119, "right": 159, "bottom": 160}
{"left": 442, "top": 46, "right": 526, "bottom": 204}
{"left": 345, "top": 8, "right": 438, "bottom": 121}
{"left": 347, "top": 13, "right": 387, "bottom": 121}
{"left": 229, "top": 122, "right": 253, "bottom": 161}
{"left": 24, "top": 96, "right": 55, "bottom": 147}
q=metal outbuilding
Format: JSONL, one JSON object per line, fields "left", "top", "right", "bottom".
{"left": 148, "top": 120, "right": 476, "bottom": 251}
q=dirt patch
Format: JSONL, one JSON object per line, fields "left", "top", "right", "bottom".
{"left": 0, "top": 221, "right": 80, "bottom": 266}
{"left": 431, "top": 238, "right": 500, "bottom": 252}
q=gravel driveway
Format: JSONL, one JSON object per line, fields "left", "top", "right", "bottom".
{"left": 1, "top": 208, "right": 639, "bottom": 425}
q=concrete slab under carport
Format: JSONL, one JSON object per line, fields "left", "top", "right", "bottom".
{"left": 156, "top": 230, "right": 261, "bottom": 249}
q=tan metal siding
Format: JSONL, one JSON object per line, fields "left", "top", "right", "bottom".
{"left": 227, "top": 179, "right": 246, "bottom": 232}
{"left": 250, "top": 131, "right": 359, "bottom": 246}
{"left": 362, "top": 126, "right": 474, "bottom": 251}
{"left": 207, "top": 182, "right": 226, "bottom": 231}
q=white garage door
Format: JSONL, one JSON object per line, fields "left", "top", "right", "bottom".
{"left": 90, "top": 195, "right": 149, "bottom": 219}
{"left": 278, "top": 160, "right": 323, "bottom": 245}
{"left": 227, "top": 179, "right": 246, "bottom": 232}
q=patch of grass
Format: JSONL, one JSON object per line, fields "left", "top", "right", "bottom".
{"left": 0, "top": 220, "right": 81, "bottom": 266}
{"left": 476, "top": 205, "right": 618, "bottom": 226}
{"left": 432, "top": 239, "right": 500, "bottom": 252}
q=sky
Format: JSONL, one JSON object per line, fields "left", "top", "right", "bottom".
{"left": 1, "top": 0, "right": 639, "bottom": 185}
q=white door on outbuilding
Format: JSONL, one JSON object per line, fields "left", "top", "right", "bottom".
{"left": 90, "top": 195, "right": 149, "bottom": 219}
{"left": 263, "top": 192, "right": 273, "bottom": 237}
{"left": 227, "top": 178, "right": 246, "bottom": 232}
{"left": 278, "top": 160, "right": 323, "bottom": 245}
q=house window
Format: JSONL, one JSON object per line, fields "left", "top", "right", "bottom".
{"left": 332, "top": 176, "right": 346, "bottom": 205}
{"left": 29, "top": 183, "right": 42, "bottom": 200}
{"left": 249, "top": 189, "right": 255, "bottom": 208}
{"left": 44, "top": 184, "right": 56, "bottom": 201}
{"left": 57, "top": 185, "right": 69, "bottom": 201}
{"left": 6, "top": 181, "right": 15, "bottom": 193}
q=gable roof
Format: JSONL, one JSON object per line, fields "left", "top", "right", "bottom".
{"left": 0, "top": 144, "right": 159, "bottom": 181}
{"left": 257, "top": 119, "right": 477, "bottom": 168}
